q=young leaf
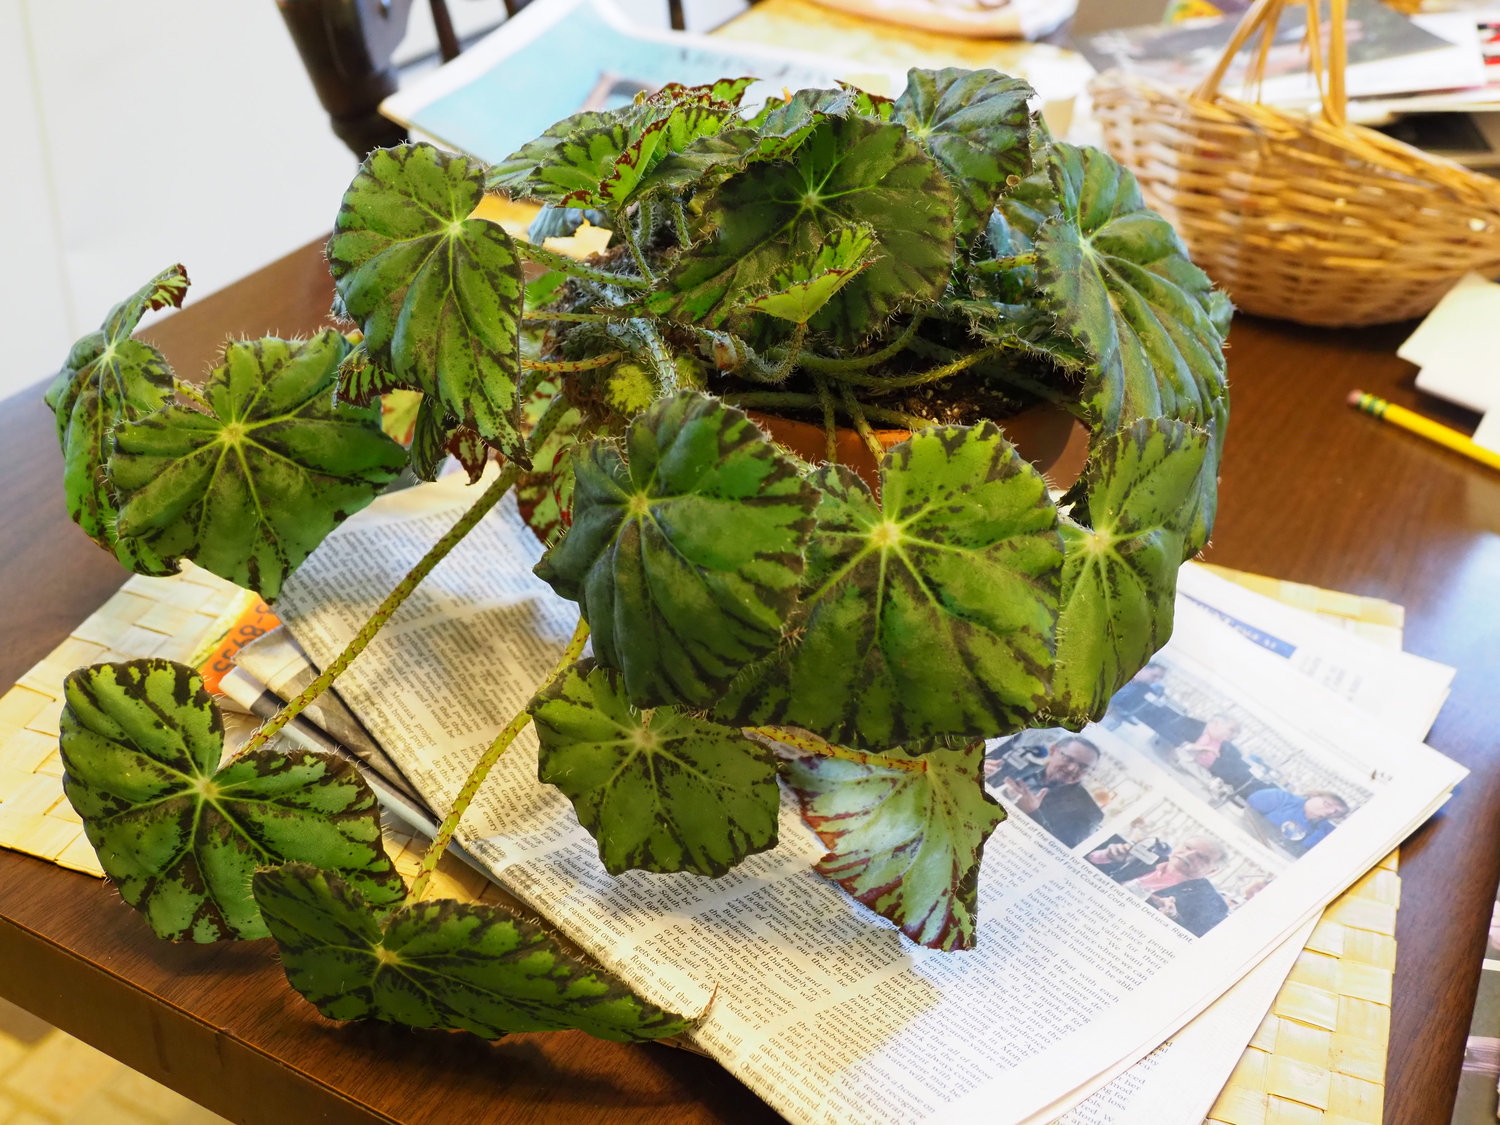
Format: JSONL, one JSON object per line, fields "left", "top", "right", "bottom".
{"left": 59, "top": 659, "right": 402, "bottom": 942}
{"left": 1047, "top": 418, "right": 1209, "bottom": 725}
{"left": 649, "top": 115, "right": 956, "bottom": 344}
{"left": 516, "top": 385, "right": 584, "bottom": 545}
{"left": 328, "top": 143, "right": 527, "bottom": 459}
{"left": 44, "top": 265, "right": 188, "bottom": 576}
{"left": 535, "top": 391, "right": 819, "bottom": 709}
{"left": 109, "top": 332, "right": 408, "bottom": 601}
{"left": 783, "top": 742, "right": 1003, "bottom": 951}
{"left": 531, "top": 660, "right": 780, "bottom": 877}
{"left": 254, "top": 864, "right": 692, "bottom": 1042}
{"left": 488, "top": 109, "right": 623, "bottom": 195}
{"left": 719, "top": 423, "right": 1062, "bottom": 749}
{"left": 737, "top": 225, "right": 881, "bottom": 325}
{"left": 892, "top": 68, "right": 1035, "bottom": 241}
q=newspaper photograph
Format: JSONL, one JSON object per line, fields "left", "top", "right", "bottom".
{"left": 274, "top": 471, "right": 1465, "bottom": 1125}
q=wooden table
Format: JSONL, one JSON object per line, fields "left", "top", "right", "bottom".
{"left": 2, "top": 239, "right": 1497, "bottom": 1125}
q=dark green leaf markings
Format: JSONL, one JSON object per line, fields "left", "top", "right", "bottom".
{"left": 108, "top": 332, "right": 407, "bottom": 601}
{"left": 253, "top": 864, "right": 693, "bottom": 1042}
{"left": 719, "top": 423, "right": 1062, "bottom": 748}
{"left": 59, "top": 659, "right": 402, "bottom": 942}
{"left": 534, "top": 391, "right": 819, "bottom": 710}
{"left": 531, "top": 660, "right": 780, "bottom": 877}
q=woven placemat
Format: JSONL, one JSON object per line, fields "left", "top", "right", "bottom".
{"left": 0, "top": 566, "right": 257, "bottom": 875}
{"left": 1206, "top": 851, "right": 1400, "bottom": 1125}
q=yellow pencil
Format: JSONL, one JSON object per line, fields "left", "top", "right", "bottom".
{"left": 1347, "top": 390, "right": 1500, "bottom": 472}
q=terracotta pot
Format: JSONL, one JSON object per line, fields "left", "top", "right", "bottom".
{"left": 748, "top": 402, "right": 1091, "bottom": 493}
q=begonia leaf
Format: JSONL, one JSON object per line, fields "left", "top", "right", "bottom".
{"left": 783, "top": 741, "right": 1003, "bottom": 950}
{"left": 738, "top": 225, "right": 880, "bottom": 324}
{"left": 892, "top": 68, "right": 1034, "bottom": 241}
{"left": 648, "top": 115, "right": 956, "bottom": 343}
{"left": 531, "top": 660, "right": 780, "bottom": 876}
{"left": 44, "top": 265, "right": 188, "bottom": 575}
{"left": 59, "top": 659, "right": 401, "bottom": 942}
{"left": 1046, "top": 418, "right": 1209, "bottom": 725}
{"left": 719, "top": 423, "right": 1061, "bottom": 749}
{"left": 109, "top": 332, "right": 407, "bottom": 601}
{"left": 328, "top": 143, "right": 527, "bottom": 459}
{"left": 253, "top": 864, "right": 692, "bottom": 1042}
{"left": 534, "top": 391, "right": 819, "bottom": 709}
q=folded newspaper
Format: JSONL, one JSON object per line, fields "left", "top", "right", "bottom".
{"left": 270, "top": 468, "right": 1463, "bottom": 1125}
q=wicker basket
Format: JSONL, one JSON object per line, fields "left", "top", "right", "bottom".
{"left": 1091, "top": 0, "right": 1500, "bottom": 327}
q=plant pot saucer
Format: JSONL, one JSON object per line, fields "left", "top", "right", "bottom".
{"left": 747, "top": 402, "right": 1091, "bottom": 493}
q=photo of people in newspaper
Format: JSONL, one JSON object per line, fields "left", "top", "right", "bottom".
{"left": 1103, "top": 662, "right": 1371, "bottom": 858}
{"left": 1084, "top": 798, "right": 1275, "bottom": 938}
{"left": 983, "top": 730, "right": 1152, "bottom": 848}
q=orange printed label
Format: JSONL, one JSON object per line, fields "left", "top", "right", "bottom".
{"left": 199, "top": 600, "right": 282, "bottom": 694}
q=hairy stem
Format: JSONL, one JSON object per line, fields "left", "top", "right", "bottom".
{"left": 796, "top": 314, "right": 926, "bottom": 373}
{"left": 173, "top": 378, "right": 212, "bottom": 411}
{"left": 521, "top": 310, "right": 628, "bottom": 324}
{"left": 669, "top": 197, "right": 691, "bottom": 248}
{"left": 518, "top": 241, "right": 650, "bottom": 290}
{"left": 770, "top": 322, "right": 808, "bottom": 383}
{"left": 523, "top": 351, "right": 623, "bottom": 373}
{"left": 528, "top": 391, "right": 575, "bottom": 453}
{"left": 837, "top": 382, "right": 890, "bottom": 461}
{"left": 813, "top": 376, "right": 838, "bottom": 464}
{"left": 239, "top": 465, "right": 520, "bottom": 760}
{"left": 746, "top": 726, "right": 927, "bottom": 773}
{"left": 620, "top": 222, "right": 657, "bottom": 286}
{"left": 723, "top": 391, "right": 934, "bottom": 432}
{"left": 971, "top": 253, "right": 1037, "bottom": 273}
{"left": 836, "top": 345, "right": 1005, "bottom": 392}
{"left": 409, "top": 618, "right": 592, "bottom": 901}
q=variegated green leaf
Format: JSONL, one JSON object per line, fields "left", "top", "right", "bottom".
{"left": 253, "top": 864, "right": 692, "bottom": 1042}
{"left": 719, "top": 423, "right": 1062, "bottom": 749}
{"left": 44, "top": 266, "right": 189, "bottom": 576}
{"left": 531, "top": 660, "right": 780, "bottom": 876}
{"left": 648, "top": 115, "right": 956, "bottom": 343}
{"left": 487, "top": 109, "right": 622, "bottom": 195}
{"left": 738, "top": 225, "right": 880, "bottom": 324}
{"left": 109, "top": 332, "right": 407, "bottom": 601}
{"left": 328, "top": 143, "right": 526, "bottom": 458}
{"left": 59, "top": 659, "right": 401, "bottom": 943}
{"left": 516, "top": 383, "right": 584, "bottom": 546}
{"left": 892, "top": 68, "right": 1034, "bottom": 241}
{"left": 1001, "top": 142, "right": 1229, "bottom": 552}
{"left": 1046, "top": 418, "right": 1209, "bottom": 725}
{"left": 534, "top": 391, "right": 819, "bottom": 709}
{"left": 783, "top": 742, "right": 1003, "bottom": 951}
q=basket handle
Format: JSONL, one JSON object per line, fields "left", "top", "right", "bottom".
{"left": 1192, "top": 0, "right": 1349, "bottom": 128}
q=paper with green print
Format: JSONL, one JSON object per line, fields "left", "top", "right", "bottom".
{"left": 531, "top": 660, "right": 780, "bottom": 877}
{"left": 648, "top": 115, "right": 956, "bottom": 343}
{"left": 253, "top": 864, "right": 693, "bottom": 1042}
{"left": 782, "top": 742, "right": 1002, "bottom": 951}
{"left": 108, "top": 331, "right": 407, "bottom": 602}
{"left": 1046, "top": 418, "right": 1209, "bottom": 726}
{"left": 44, "top": 265, "right": 188, "bottom": 576}
{"left": 719, "top": 423, "right": 1062, "bottom": 749}
{"left": 534, "top": 391, "right": 819, "bottom": 710}
{"left": 59, "top": 659, "right": 401, "bottom": 943}
{"left": 328, "top": 143, "right": 527, "bottom": 459}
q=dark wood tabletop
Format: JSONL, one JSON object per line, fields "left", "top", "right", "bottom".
{"left": 1, "top": 238, "right": 1497, "bottom": 1125}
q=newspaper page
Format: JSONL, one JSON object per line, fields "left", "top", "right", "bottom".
{"left": 276, "top": 471, "right": 1466, "bottom": 1125}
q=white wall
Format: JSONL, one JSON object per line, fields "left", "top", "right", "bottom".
{"left": 0, "top": 0, "right": 749, "bottom": 407}
{"left": 0, "top": 0, "right": 357, "bottom": 405}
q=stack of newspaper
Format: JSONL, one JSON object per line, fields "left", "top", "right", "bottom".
{"left": 234, "top": 468, "right": 1462, "bottom": 1125}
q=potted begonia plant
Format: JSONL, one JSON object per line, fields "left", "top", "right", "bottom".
{"left": 43, "top": 67, "right": 1229, "bottom": 1040}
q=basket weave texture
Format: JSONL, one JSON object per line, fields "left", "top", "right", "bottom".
{"left": 1091, "top": 0, "right": 1500, "bottom": 328}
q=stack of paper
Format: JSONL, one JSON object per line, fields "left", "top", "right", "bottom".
{"left": 1397, "top": 272, "right": 1500, "bottom": 455}
{"left": 252, "top": 467, "right": 1461, "bottom": 1125}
